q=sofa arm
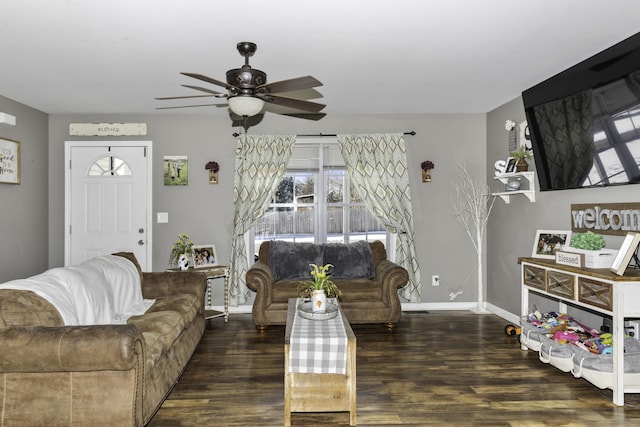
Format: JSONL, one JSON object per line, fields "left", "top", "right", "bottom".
{"left": 0, "top": 324, "right": 143, "bottom": 373}
{"left": 141, "top": 271, "right": 207, "bottom": 300}
{"left": 245, "top": 260, "right": 274, "bottom": 293}
{"left": 376, "top": 259, "right": 409, "bottom": 305}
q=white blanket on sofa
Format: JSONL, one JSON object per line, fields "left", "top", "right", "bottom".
{"left": 0, "top": 255, "right": 154, "bottom": 325}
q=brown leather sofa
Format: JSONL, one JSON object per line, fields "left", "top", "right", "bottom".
{"left": 0, "top": 252, "right": 207, "bottom": 426}
{"left": 246, "top": 240, "right": 409, "bottom": 331}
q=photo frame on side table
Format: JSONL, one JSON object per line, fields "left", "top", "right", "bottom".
{"left": 532, "top": 230, "right": 572, "bottom": 259}
{"left": 193, "top": 244, "right": 217, "bottom": 268}
{"left": 610, "top": 232, "right": 640, "bottom": 276}
{"left": 0, "top": 138, "right": 20, "bottom": 184}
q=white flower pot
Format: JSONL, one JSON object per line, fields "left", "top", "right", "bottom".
{"left": 178, "top": 253, "right": 190, "bottom": 270}
{"left": 312, "top": 289, "right": 327, "bottom": 313}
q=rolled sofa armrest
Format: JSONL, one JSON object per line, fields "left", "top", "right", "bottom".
{"left": 245, "top": 260, "right": 274, "bottom": 293}
{"left": 141, "top": 271, "right": 207, "bottom": 300}
{"left": 0, "top": 324, "right": 143, "bottom": 373}
{"left": 376, "top": 259, "right": 409, "bottom": 305}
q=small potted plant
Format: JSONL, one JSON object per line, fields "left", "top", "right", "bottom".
{"left": 421, "top": 160, "right": 435, "bottom": 182}
{"left": 509, "top": 146, "right": 533, "bottom": 172}
{"left": 169, "top": 233, "right": 194, "bottom": 269}
{"left": 205, "top": 161, "right": 220, "bottom": 184}
{"left": 566, "top": 231, "right": 618, "bottom": 269}
{"left": 298, "top": 263, "right": 341, "bottom": 313}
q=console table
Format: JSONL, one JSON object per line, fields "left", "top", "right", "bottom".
{"left": 519, "top": 257, "right": 640, "bottom": 405}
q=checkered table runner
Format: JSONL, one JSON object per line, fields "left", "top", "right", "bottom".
{"left": 289, "top": 299, "right": 348, "bottom": 374}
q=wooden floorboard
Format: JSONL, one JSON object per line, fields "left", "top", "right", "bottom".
{"left": 148, "top": 311, "right": 640, "bottom": 426}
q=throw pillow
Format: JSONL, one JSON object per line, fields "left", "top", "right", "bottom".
{"left": 269, "top": 240, "right": 323, "bottom": 282}
{"left": 322, "top": 241, "right": 374, "bottom": 279}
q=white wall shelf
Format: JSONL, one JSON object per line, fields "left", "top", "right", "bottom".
{"left": 492, "top": 171, "right": 536, "bottom": 203}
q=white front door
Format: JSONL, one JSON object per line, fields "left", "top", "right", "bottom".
{"left": 65, "top": 141, "right": 152, "bottom": 270}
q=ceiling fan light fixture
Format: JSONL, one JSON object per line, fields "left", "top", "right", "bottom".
{"left": 228, "top": 96, "right": 264, "bottom": 117}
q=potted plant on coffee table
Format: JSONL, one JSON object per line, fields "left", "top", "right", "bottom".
{"left": 298, "top": 263, "right": 341, "bottom": 313}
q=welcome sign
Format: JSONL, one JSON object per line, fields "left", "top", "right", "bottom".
{"left": 571, "top": 203, "right": 640, "bottom": 236}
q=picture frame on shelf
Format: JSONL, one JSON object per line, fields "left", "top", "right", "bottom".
{"left": 610, "top": 232, "right": 640, "bottom": 276}
{"left": 0, "top": 137, "right": 20, "bottom": 184}
{"left": 532, "top": 230, "right": 572, "bottom": 259}
{"left": 193, "top": 244, "right": 217, "bottom": 268}
{"left": 505, "top": 157, "right": 518, "bottom": 174}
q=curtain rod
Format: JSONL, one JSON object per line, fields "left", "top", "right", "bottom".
{"left": 232, "top": 131, "right": 416, "bottom": 138}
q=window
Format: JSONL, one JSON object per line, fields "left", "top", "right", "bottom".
{"left": 251, "top": 140, "right": 388, "bottom": 259}
{"left": 87, "top": 155, "right": 132, "bottom": 176}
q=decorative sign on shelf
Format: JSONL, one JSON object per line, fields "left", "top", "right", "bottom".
{"left": 555, "top": 251, "right": 584, "bottom": 268}
{"left": 571, "top": 203, "right": 640, "bottom": 236}
{"left": 69, "top": 123, "right": 147, "bottom": 136}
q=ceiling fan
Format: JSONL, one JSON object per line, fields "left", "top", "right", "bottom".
{"left": 156, "top": 42, "right": 326, "bottom": 121}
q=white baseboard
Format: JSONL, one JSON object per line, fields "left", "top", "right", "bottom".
{"left": 218, "top": 302, "right": 520, "bottom": 324}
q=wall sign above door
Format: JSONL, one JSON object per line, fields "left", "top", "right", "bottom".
{"left": 571, "top": 203, "right": 640, "bottom": 236}
{"left": 69, "top": 123, "right": 147, "bottom": 136}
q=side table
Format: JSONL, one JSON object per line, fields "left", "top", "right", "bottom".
{"left": 166, "top": 266, "right": 230, "bottom": 322}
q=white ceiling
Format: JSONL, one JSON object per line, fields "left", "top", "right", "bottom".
{"left": 1, "top": 0, "right": 639, "bottom": 116}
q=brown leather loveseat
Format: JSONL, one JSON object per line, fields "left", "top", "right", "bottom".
{"left": 0, "top": 252, "right": 206, "bottom": 426}
{"left": 246, "top": 240, "right": 409, "bottom": 331}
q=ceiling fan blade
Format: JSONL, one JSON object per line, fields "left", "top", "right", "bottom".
{"left": 181, "top": 84, "right": 228, "bottom": 97}
{"left": 258, "top": 76, "right": 322, "bottom": 94}
{"left": 230, "top": 112, "right": 265, "bottom": 128}
{"left": 280, "top": 112, "right": 326, "bottom": 121}
{"left": 181, "top": 72, "right": 237, "bottom": 91}
{"left": 261, "top": 94, "right": 326, "bottom": 112}
{"left": 155, "top": 103, "right": 227, "bottom": 110}
{"left": 155, "top": 94, "right": 219, "bottom": 100}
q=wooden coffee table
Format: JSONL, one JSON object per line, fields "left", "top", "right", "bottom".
{"left": 284, "top": 298, "right": 356, "bottom": 426}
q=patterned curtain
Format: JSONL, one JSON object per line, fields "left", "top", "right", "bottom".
{"left": 533, "top": 90, "right": 594, "bottom": 189}
{"left": 337, "top": 133, "right": 421, "bottom": 302}
{"left": 229, "top": 134, "right": 296, "bottom": 306}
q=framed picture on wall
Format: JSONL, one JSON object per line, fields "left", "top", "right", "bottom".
{"left": 193, "top": 244, "right": 217, "bottom": 268}
{"left": 163, "top": 155, "right": 188, "bottom": 186}
{"left": 532, "top": 230, "right": 572, "bottom": 259}
{"left": 0, "top": 138, "right": 20, "bottom": 184}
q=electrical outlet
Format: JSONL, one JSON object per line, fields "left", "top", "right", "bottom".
{"left": 432, "top": 275, "right": 439, "bottom": 286}
{"left": 626, "top": 321, "right": 640, "bottom": 339}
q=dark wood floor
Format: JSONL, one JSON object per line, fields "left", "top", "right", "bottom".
{"left": 148, "top": 311, "right": 640, "bottom": 426}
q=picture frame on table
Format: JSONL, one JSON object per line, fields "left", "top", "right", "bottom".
{"left": 192, "top": 244, "right": 217, "bottom": 268}
{"left": 532, "top": 230, "right": 572, "bottom": 259}
{"left": 0, "top": 138, "right": 20, "bottom": 184}
{"left": 610, "top": 232, "right": 640, "bottom": 276}
{"left": 505, "top": 157, "right": 518, "bottom": 174}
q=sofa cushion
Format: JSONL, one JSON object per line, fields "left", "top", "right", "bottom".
{"left": 145, "top": 294, "right": 200, "bottom": 324}
{"left": 128, "top": 310, "right": 185, "bottom": 363}
{"left": 322, "top": 241, "right": 374, "bottom": 279}
{"left": 269, "top": 240, "right": 323, "bottom": 282}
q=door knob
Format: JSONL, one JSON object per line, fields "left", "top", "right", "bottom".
{"left": 138, "top": 240, "right": 145, "bottom": 246}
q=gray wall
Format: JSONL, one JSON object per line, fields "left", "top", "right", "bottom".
{"left": 0, "top": 95, "right": 49, "bottom": 282}
{"left": 486, "top": 97, "right": 640, "bottom": 321}
{"left": 47, "top": 112, "right": 487, "bottom": 307}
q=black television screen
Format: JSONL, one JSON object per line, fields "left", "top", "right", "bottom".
{"left": 522, "top": 32, "right": 640, "bottom": 191}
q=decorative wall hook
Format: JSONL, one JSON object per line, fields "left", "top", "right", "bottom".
{"left": 205, "top": 161, "right": 220, "bottom": 184}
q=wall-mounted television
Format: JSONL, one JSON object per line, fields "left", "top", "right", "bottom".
{"left": 522, "top": 32, "right": 640, "bottom": 191}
